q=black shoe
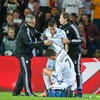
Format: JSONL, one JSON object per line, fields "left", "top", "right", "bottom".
{"left": 76, "top": 92, "right": 82, "bottom": 97}
{"left": 26, "top": 93, "right": 38, "bottom": 97}
{"left": 74, "top": 92, "right": 82, "bottom": 98}
{"left": 32, "top": 93, "right": 38, "bottom": 97}
{"left": 12, "top": 93, "right": 24, "bottom": 96}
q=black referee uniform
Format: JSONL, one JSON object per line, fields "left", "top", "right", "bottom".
{"left": 60, "top": 21, "right": 83, "bottom": 93}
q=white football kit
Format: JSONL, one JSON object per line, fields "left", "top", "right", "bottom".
{"left": 51, "top": 50, "right": 76, "bottom": 89}
{"left": 41, "top": 28, "right": 67, "bottom": 70}
{"left": 41, "top": 28, "right": 67, "bottom": 53}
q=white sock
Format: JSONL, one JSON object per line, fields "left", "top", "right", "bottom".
{"left": 43, "top": 74, "right": 51, "bottom": 89}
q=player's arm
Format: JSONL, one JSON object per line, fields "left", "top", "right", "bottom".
{"left": 65, "top": 43, "right": 69, "bottom": 53}
{"left": 43, "top": 35, "right": 47, "bottom": 40}
{"left": 40, "top": 29, "right": 47, "bottom": 40}
{"left": 77, "top": 8, "right": 83, "bottom": 22}
{"left": 63, "top": 28, "right": 83, "bottom": 45}
{"left": 62, "top": 30, "right": 69, "bottom": 53}
{"left": 61, "top": 0, "right": 65, "bottom": 13}
{"left": 56, "top": 63, "right": 63, "bottom": 82}
{"left": 63, "top": 36, "right": 82, "bottom": 45}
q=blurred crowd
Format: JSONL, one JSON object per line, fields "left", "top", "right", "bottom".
{"left": 0, "top": 0, "right": 100, "bottom": 57}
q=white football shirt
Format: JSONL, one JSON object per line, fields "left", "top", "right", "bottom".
{"left": 54, "top": 50, "right": 76, "bottom": 82}
{"left": 62, "top": 0, "right": 83, "bottom": 16}
{"left": 41, "top": 28, "right": 67, "bottom": 54}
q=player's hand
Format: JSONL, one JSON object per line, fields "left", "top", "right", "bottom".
{"left": 44, "top": 40, "right": 52, "bottom": 45}
{"left": 62, "top": 38, "right": 70, "bottom": 44}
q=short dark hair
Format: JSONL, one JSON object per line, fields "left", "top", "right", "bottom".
{"left": 13, "top": 8, "right": 20, "bottom": 14}
{"left": 45, "top": 49, "right": 57, "bottom": 57}
{"left": 60, "top": 12, "right": 70, "bottom": 22}
{"left": 48, "top": 19, "right": 57, "bottom": 27}
{"left": 71, "top": 13, "right": 77, "bottom": 18}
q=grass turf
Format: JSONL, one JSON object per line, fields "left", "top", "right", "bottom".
{"left": 0, "top": 92, "right": 100, "bottom": 100}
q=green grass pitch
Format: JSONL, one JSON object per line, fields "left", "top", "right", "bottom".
{"left": 0, "top": 92, "right": 100, "bottom": 100}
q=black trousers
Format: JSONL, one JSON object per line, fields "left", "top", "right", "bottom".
{"left": 13, "top": 56, "right": 33, "bottom": 96}
{"left": 70, "top": 53, "right": 82, "bottom": 91}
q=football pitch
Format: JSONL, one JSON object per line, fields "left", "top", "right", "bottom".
{"left": 0, "top": 92, "right": 100, "bottom": 100}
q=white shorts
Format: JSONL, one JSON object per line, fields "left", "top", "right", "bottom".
{"left": 51, "top": 71, "right": 57, "bottom": 83}
{"left": 51, "top": 71, "right": 75, "bottom": 89}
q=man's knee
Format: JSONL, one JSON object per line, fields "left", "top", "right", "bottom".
{"left": 43, "top": 68, "right": 47, "bottom": 74}
{"left": 43, "top": 68, "right": 53, "bottom": 76}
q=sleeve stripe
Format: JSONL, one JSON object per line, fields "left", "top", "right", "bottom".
{"left": 70, "top": 24, "right": 81, "bottom": 39}
{"left": 71, "top": 39, "right": 82, "bottom": 43}
{"left": 27, "top": 28, "right": 32, "bottom": 42}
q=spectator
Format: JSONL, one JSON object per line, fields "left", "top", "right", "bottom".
{"left": 62, "top": 0, "right": 83, "bottom": 22}
{"left": 32, "top": 1, "right": 42, "bottom": 32}
{"left": 90, "top": 0, "right": 100, "bottom": 32}
{"left": 19, "top": 0, "right": 29, "bottom": 17}
{"left": 78, "top": 22, "right": 86, "bottom": 52}
{"left": 20, "top": 0, "right": 38, "bottom": 15}
{"left": 3, "top": 26, "right": 16, "bottom": 56}
{"left": 1, "top": 13, "right": 19, "bottom": 37}
{"left": 70, "top": 13, "right": 78, "bottom": 25}
{"left": 82, "top": 0, "right": 93, "bottom": 21}
{"left": 81, "top": 14, "right": 100, "bottom": 52}
{"left": 1, "top": 13, "right": 14, "bottom": 36}
{"left": 13, "top": 9, "right": 22, "bottom": 26}
{"left": 42, "top": 12, "right": 52, "bottom": 31}
{"left": 22, "top": 8, "right": 32, "bottom": 20}
{"left": 4, "top": 0, "right": 20, "bottom": 14}
{"left": 51, "top": 6, "right": 60, "bottom": 27}
{"left": 55, "top": 0, "right": 62, "bottom": 12}
{"left": 27, "top": 0, "right": 35, "bottom": 12}
{"left": 39, "top": 0, "right": 51, "bottom": 14}
{"left": 78, "top": 22, "right": 95, "bottom": 57}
